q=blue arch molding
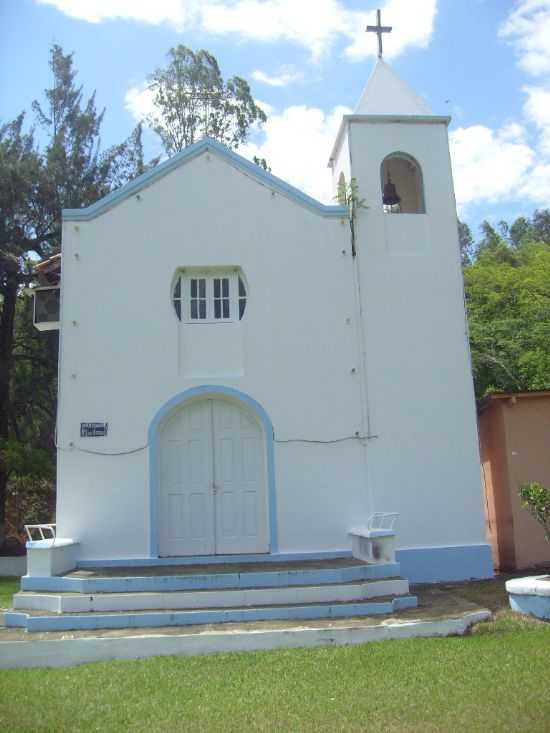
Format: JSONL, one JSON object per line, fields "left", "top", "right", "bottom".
{"left": 63, "top": 138, "right": 348, "bottom": 222}
{"left": 148, "top": 385, "right": 278, "bottom": 558}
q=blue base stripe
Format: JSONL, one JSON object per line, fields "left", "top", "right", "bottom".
{"left": 396, "top": 544, "right": 493, "bottom": 584}
{"left": 509, "top": 593, "right": 550, "bottom": 620}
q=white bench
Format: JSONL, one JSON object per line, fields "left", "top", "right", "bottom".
{"left": 25, "top": 524, "right": 79, "bottom": 577}
{"left": 349, "top": 513, "right": 398, "bottom": 564}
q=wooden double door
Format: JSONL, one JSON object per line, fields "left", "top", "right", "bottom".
{"left": 158, "top": 398, "right": 268, "bottom": 556}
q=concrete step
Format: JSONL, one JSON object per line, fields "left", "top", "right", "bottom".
{"left": 13, "top": 577, "right": 410, "bottom": 613}
{"left": 4, "top": 595, "right": 418, "bottom": 632}
{"left": 21, "top": 561, "right": 401, "bottom": 594}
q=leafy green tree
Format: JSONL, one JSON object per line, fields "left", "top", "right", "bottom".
{"left": 464, "top": 238, "right": 550, "bottom": 397}
{"left": 509, "top": 216, "right": 531, "bottom": 247}
{"left": 146, "top": 45, "right": 266, "bottom": 155}
{"left": 457, "top": 219, "right": 474, "bottom": 266}
{"left": 0, "top": 45, "right": 154, "bottom": 544}
{"left": 0, "top": 115, "right": 47, "bottom": 545}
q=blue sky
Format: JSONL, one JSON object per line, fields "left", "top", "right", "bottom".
{"left": 1, "top": 0, "right": 550, "bottom": 237}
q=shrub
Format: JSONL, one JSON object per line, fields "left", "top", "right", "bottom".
{"left": 519, "top": 482, "right": 550, "bottom": 542}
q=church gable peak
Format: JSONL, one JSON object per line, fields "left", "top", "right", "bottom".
{"left": 63, "top": 137, "right": 347, "bottom": 222}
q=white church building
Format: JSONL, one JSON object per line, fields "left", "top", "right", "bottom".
{"left": 23, "top": 53, "right": 493, "bottom": 619}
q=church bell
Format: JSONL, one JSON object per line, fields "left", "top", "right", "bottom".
{"left": 382, "top": 175, "right": 401, "bottom": 207}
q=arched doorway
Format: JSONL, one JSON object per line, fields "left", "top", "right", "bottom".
{"left": 152, "top": 388, "right": 273, "bottom": 557}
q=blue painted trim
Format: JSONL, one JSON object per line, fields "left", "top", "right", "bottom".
{"left": 509, "top": 593, "right": 550, "bottom": 620}
{"left": 396, "top": 544, "right": 494, "bottom": 584}
{"left": 20, "top": 562, "right": 401, "bottom": 594}
{"left": 8, "top": 595, "right": 418, "bottom": 632}
{"left": 62, "top": 138, "right": 348, "bottom": 222}
{"left": 3, "top": 612, "right": 27, "bottom": 628}
{"left": 77, "top": 550, "right": 353, "bottom": 569}
{"left": 148, "top": 385, "right": 278, "bottom": 559}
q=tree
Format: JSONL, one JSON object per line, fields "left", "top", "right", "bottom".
{"left": 146, "top": 45, "right": 266, "bottom": 156}
{"left": 464, "top": 239, "right": 550, "bottom": 397}
{"left": 0, "top": 115, "right": 46, "bottom": 545}
{"left": 0, "top": 45, "right": 154, "bottom": 544}
{"left": 253, "top": 156, "right": 271, "bottom": 173}
{"left": 457, "top": 219, "right": 474, "bottom": 266}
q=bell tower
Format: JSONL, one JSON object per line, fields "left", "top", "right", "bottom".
{"left": 328, "top": 14, "right": 486, "bottom": 552}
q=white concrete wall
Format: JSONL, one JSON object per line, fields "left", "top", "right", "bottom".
{"left": 57, "top": 150, "right": 367, "bottom": 559}
{"left": 56, "top": 129, "right": 486, "bottom": 561}
{"left": 348, "top": 119, "right": 486, "bottom": 548}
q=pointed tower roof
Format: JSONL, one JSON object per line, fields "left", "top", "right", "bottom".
{"left": 355, "top": 59, "right": 432, "bottom": 116}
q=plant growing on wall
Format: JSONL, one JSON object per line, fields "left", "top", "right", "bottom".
{"left": 336, "top": 175, "right": 368, "bottom": 257}
{"left": 519, "top": 482, "right": 550, "bottom": 542}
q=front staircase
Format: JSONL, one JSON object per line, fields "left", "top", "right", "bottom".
{"left": 6, "top": 558, "right": 417, "bottom": 633}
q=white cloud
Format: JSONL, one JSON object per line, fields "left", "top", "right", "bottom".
{"left": 241, "top": 105, "right": 351, "bottom": 203}
{"left": 449, "top": 124, "right": 534, "bottom": 209}
{"left": 125, "top": 84, "right": 156, "bottom": 120}
{"left": 36, "top": 0, "right": 193, "bottom": 28}
{"left": 493, "top": 3, "right": 550, "bottom": 212}
{"left": 37, "top": 0, "right": 437, "bottom": 61}
{"left": 343, "top": 0, "right": 437, "bottom": 62}
{"left": 201, "top": 0, "right": 347, "bottom": 61}
{"left": 203, "top": 0, "right": 437, "bottom": 61}
{"left": 251, "top": 70, "right": 302, "bottom": 87}
{"left": 523, "top": 85, "right": 550, "bottom": 155}
{"left": 499, "top": 0, "right": 550, "bottom": 77}
{"left": 519, "top": 162, "right": 550, "bottom": 202}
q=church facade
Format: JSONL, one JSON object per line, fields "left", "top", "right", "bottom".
{"left": 37, "top": 60, "right": 492, "bottom": 583}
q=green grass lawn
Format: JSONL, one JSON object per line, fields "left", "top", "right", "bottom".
{"left": 1, "top": 611, "right": 549, "bottom": 732}
{"left": 0, "top": 576, "right": 19, "bottom": 609}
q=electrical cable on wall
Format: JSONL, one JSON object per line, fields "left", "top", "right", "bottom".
{"left": 54, "top": 432, "right": 379, "bottom": 456}
{"left": 274, "top": 434, "right": 378, "bottom": 444}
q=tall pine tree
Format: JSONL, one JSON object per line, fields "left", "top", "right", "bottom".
{"left": 0, "top": 45, "right": 155, "bottom": 544}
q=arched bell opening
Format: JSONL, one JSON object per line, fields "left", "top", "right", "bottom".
{"left": 380, "top": 153, "right": 426, "bottom": 214}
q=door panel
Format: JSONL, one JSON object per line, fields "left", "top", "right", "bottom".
{"left": 159, "top": 400, "right": 215, "bottom": 556}
{"left": 213, "top": 400, "right": 269, "bottom": 554}
{"left": 159, "top": 398, "right": 268, "bottom": 556}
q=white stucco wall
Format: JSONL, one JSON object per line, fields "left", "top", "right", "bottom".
{"left": 57, "top": 150, "right": 367, "bottom": 559}
{"left": 348, "top": 118, "right": 486, "bottom": 548}
{"left": 56, "top": 127, "right": 486, "bottom": 561}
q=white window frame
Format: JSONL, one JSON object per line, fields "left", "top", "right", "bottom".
{"left": 173, "top": 272, "right": 246, "bottom": 324}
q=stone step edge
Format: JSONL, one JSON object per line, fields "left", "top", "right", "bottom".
{"left": 0, "top": 610, "right": 491, "bottom": 669}
{"left": 21, "top": 563, "right": 401, "bottom": 594}
{"left": 13, "top": 579, "right": 411, "bottom": 613}
{"left": 5, "top": 595, "right": 418, "bottom": 632}
{"left": 15, "top": 576, "right": 405, "bottom": 597}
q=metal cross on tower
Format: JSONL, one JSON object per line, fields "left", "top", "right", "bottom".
{"left": 366, "top": 8, "right": 392, "bottom": 59}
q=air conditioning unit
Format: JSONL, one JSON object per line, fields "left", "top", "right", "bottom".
{"left": 33, "top": 286, "right": 60, "bottom": 331}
